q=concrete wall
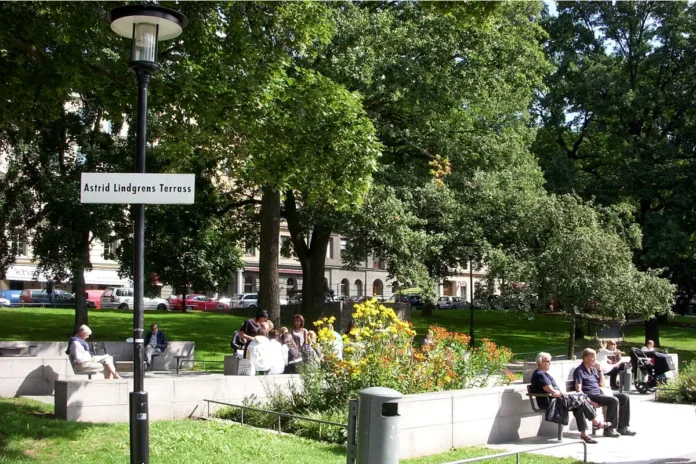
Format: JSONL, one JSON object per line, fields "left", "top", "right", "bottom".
{"left": 0, "top": 341, "right": 195, "bottom": 397}
{"left": 54, "top": 374, "right": 302, "bottom": 422}
{"left": 398, "top": 383, "right": 559, "bottom": 459}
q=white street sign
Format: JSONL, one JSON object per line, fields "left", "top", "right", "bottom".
{"left": 80, "top": 173, "right": 195, "bottom": 204}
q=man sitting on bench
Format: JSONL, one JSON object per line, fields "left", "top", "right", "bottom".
{"left": 67, "top": 325, "right": 120, "bottom": 379}
{"left": 574, "top": 348, "right": 635, "bottom": 437}
{"left": 145, "top": 323, "right": 167, "bottom": 368}
{"left": 531, "top": 352, "right": 609, "bottom": 444}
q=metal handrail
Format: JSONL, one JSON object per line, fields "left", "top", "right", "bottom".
{"left": 440, "top": 440, "right": 587, "bottom": 464}
{"left": 204, "top": 399, "right": 347, "bottom": 439}
{"left": 512, "top": 347, "right": 568, "bottom": 362}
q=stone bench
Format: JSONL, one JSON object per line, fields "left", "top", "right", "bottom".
{"left": 0, "top": 341, "right": 195, "bottom": 397}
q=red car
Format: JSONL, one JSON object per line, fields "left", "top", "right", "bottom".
{"left": 168, "top": 294, "right": 229, "bottom": 311}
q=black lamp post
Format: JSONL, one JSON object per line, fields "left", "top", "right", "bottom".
{"left": 464, "top": 244, "right": 481, "bottom": 347}
{"left": 107, "top": 6, "right": 187, "bottom": 464}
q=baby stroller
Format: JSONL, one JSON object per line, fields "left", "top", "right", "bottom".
{"left": 630, "top": 347, "right": 675, "bottom": 394}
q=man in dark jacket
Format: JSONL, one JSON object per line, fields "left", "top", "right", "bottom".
{"left": 145, "top": 323, "right": 167, "bottom": 367}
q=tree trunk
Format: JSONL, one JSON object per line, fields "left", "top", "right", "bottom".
{"left": 645, "top": 317, "right": 660, "bottom": 347}
{"left": 304, "top": 226, "right": 331, "bottom": 314}
{"left": 283, "top": 191, "right": 332, "bottom": 315}
{"left": 72, "top": 230, "right": 91, "bottom": 333}
{"left": 567, "top": 316, "right": 576, "bottom": 359}
{"left": 72, "top": 269, "right": 88, "bottom": 333}
{"left": 259, "top": 187, "right": 281, "bottom": 326}
{"left": 574, "top": 316, "right": 585, "bottom": 340}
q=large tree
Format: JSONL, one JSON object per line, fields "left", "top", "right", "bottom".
{"left": 327, "top": 1, "right": 551, "bottom": 309}
{"left": 533, "top": 1, "right": 696, "bottom": 343}
{"left": 488, "top": 194, "right": 675, "bottom": 357}
{"left": 0, "top": 3, "right": 133, "bottom": 331}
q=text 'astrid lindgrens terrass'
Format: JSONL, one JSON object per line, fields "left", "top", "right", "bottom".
{"left": 82, "top": 182, "right": 193, "bottom": 194}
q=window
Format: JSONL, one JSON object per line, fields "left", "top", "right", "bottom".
{"left": 373, "top": 258, "right": 386, "bottom": 270}
{"left": 355, "top": 279, "right": 363, "bottom": 297}
{"left": 280, "top": 236, "right": 294, "bottom": 258}
{"left": 327, "top": 238, "right": 334, "bottom": 259}
{"left": 244, "top": 276, "right": 254, "bottom": 293}
{"left": 15, "top": 236, "right": 27, "bottom": 256}
{"left": 341, "top": 279, "right": 350, "bottom": 297}
{"left": 245, "top": 245, "right": 255, "bottom": 257}
{"left": 103, "top": 240, "right": 117, "bottom": 260}
{"left": 340, "top": 239, "right": 348, "bottom": 251}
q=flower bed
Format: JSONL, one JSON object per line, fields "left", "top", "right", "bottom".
{"left": 217, "top": 299, "right": 513, "bottom": 442}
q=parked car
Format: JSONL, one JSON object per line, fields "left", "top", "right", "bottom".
{"left": 169, "top": 294, "right": 229, "bottom": 311}
{"left": 85, "top": 289, "right": 104, "bottom": 309}
{"left": 229, "top": 293, "right": 258, "bottom": 309}
{"left": 405, "top": 295, "right": 424, "bottom": 308}
{"left": 100, "top": 287, "right": 169, "bottom": 311}
{"left": 0, "top": 297, "right": 10, "bottom": 307}
{"left": 436, "top": 296, "right": 466, "bottom": 310}
{"left": 19, "top": 289, "right": 96, "bottom": 308}
{"left": 0, "top": 290, "right": 22, "bottom": 306}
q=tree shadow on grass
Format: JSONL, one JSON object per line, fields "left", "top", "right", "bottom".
{"left": 0, "top": 398, "right": 117, "bottom": 462}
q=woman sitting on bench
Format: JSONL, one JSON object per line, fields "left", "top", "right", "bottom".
{"left": 531, "top": 352, "right": 609, "bottom": 444}
{"left": 68, "top": 325, "right": 120, "bottom": 379}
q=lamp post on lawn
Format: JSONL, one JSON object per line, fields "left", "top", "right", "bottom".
{"left": 107, "top": 6, "right": 187, "bottom": 464}
{"left": 464, "top": 244, "right": 481, "bottom": 347}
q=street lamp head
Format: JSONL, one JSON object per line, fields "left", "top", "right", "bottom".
{"left": 107, "top": 5, "right": 188, "bottom": 72}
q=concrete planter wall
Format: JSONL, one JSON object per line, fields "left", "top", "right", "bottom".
{"left": 398, "top": 383, "right": 559, "bottom": 459}
{"left": 0, "top": 341, "right": 194, "bottom": 397}
{"left": 54, "top": 374, "right": 302, "bottom": 422}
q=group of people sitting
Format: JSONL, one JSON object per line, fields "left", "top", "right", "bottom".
{"left": 66, "top": 323, "right": 166, "bottom": 379}
{"left": 531, "top": 346, "right": 636, "bottom": 444}
{"left": 233, "top": 310, "right": 343, "bottom": 375}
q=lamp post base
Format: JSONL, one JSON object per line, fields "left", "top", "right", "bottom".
{"left": 129, "top": 391, "right": 149, "bottom": 464}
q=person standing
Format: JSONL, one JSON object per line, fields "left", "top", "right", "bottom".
{"left": 291, "top": 314, "right": 308, "bottom": 349}
{"left": 238, "top": 310, "right": 268, "bottom": 354}
{"left": 46, "top": 277, "right": 54, "bottom": 305}
{"left": 574, "top": 348, "right": 636, "bottom": 437}
{"left": 144, "top": 323, "right": 167, "bottom": 367}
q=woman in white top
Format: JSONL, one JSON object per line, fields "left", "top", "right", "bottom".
{"left": 596, "top": 340, "right": 624, "bottom": 389}
{"left": 68, "top": 325, "right": 120, "bottom": 379}
{"left": 291, "top": 314, "right": 308, "bottom": 348}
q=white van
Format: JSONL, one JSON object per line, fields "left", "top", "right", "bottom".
{"left": 229, "top": 293, "right": 258, "bottom": 309}
{"left": 100, "top": 287, "right": 169, "bottom": 311}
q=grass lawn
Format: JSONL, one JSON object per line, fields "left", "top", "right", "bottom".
{"left": 2, "top": 306, "right": 694, "bottom": 365}
{"left": 411, "top": 309, "right": 572, "bottom": 359}
{"left": 0, "top": 398, "right": 584, "bottom": 464}
{"left": 623, "top": 322, "right": 696, "bottom": 363}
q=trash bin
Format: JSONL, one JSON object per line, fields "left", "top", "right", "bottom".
{"left": 620, "top": 370, "right": 632, "bottom": 393}
{"left": 356, "top": 387, "right": 402, "bottom": 464}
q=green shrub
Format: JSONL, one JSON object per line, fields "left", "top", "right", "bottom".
{"left": 657, "top": 359, "right": 696, "bottom": 404}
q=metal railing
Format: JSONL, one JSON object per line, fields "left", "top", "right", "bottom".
{"left": 440, "top": 440, "right": 587, "bottom": 464}
{"left": 511, "top": 347, "right": 568, "bottom": 363}
{"left": 204, "top": 399, "right": 348, "bottom": 441}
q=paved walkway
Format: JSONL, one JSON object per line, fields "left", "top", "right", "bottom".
{"left": 490, "top": 392, "right": 696, "bottom": 463}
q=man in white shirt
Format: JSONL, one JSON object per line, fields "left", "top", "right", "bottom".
{"left": 245, "top": 328, "right": 272, "bottom": 374}
{"left": 67, "top": 325, "right": 120, "bottom": 379}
